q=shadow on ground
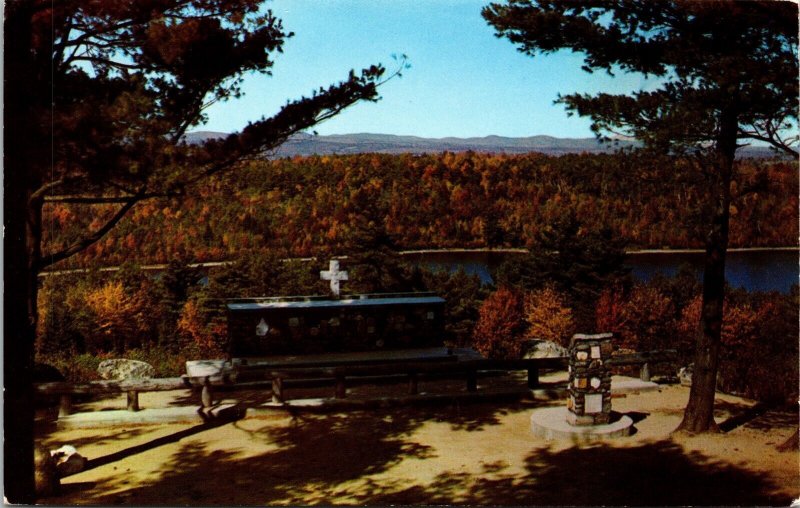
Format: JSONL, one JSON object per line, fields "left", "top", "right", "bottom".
{"left": 48, "top": 402, "right": 790, "bottom": 506}
{"left": 743, "top": 408, "right": 799, "bottom": 432}
{"left": 38, "top": 426, "right": 151, "bottom": 451}
{"left": 364, "top": 440, "right": 790, "bottom": 506}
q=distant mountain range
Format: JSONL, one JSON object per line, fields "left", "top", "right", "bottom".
{"left": 185, "top": 131, "right": 782, "bottom": 158}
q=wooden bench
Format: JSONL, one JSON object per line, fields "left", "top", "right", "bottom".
{"left": 193, "top": 357, "right": 568, "bottom": 405}
{"left": 605, "top": 349, "right": 679, "bottom": 382}
{"left": 34, "top": 350, "right": 677, "bottom": 414}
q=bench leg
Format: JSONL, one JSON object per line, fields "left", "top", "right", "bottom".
{"left": 467, "top": 371, "right": 477, "bottom": 392}
{"left": 272, "top": 377, "right": 284, "bottom": 404}
{"left": 201, "top": 377, "right": 213, "bottom": 408}
{"left": 640, "top": 362, "right": 651, "bottom": 382}
{"left": 59, "top": 394, "right": 72, "bottom": 418}
{"left": 335, "top": 375, "right": 346, "bottom": 399}
{"left": 408, "top": 372, "right": 419, "bottom": 395}
{"left": 527, "top": 367, "right": 540, "bottom": 389}
{"left": 127, "top": 390, "right": 140, "bottom": 412}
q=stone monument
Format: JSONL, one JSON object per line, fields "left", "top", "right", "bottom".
{"left": 530, "top": 332, "right": 633, "bottom": 441}
{"left": 566, "top": 333, "right": 613, "bottom": 425}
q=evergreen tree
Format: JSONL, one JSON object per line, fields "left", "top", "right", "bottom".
{"left": 4, "top": 0, "right": 399, "bottom": 499}
{"left": 422, "top": 268, "right": 487, "bottom": 347}
{"left": 154, "top": 259, "right": 204, "bottom": 348}
{"left": 495, "top": 213, "right": 629, "bottom": 330}
{"left": 343, "top": 221, "right": 422, "bottom": 294}
{"left": 484, "top": 0, "right": 798, "bottom": 432}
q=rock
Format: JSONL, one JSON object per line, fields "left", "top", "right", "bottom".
{"left": 523, "top": 339, "right": 569, "bottom": 359}
{"left": 97, "top": 359, "right": 155, "bottom": 380}
{"left": 51, "top": 445, "right": 88, "bottom": 477}
{"left": 185, "top": 359, "right": 233, "bottom": 378}
{"left": 678, "top": 364, "right": 693, "bottom": 387}
{"left": 35, "top": 445, "right": 59, "bottom": 497}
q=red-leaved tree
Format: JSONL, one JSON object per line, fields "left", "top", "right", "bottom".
{"left": 472, "top": 287, "right": 527, "bottom": 359}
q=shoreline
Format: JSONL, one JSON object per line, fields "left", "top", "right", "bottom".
{"left": 625, "top": 246, "right": 799, "bottom": 255}
{"left": 39, "top": 246, "right": 798, "bottom": 277}
{"left": 400, "top": 246, "right": 799, "bottom": 255}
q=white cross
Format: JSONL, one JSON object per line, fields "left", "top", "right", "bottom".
{"left": 320, "top": 259, "right": 348, "bottom": 297}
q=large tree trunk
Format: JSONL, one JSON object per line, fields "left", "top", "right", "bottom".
{"left": 4, "top": 3, "right": 45, "bottom": 501}
{"left": 4, "top": 194, "right": 40, "bottom": 503}
{"left": 677, "top": 106, "right": 738, "bottom": 433}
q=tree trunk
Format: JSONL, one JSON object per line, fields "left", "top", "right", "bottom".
{"left": 677, "top": 106, "right": 738, "bottom": 433}
{"left": 4, "top": 4, "right": 45, "bottom": 501}
{"left": 776, "top": 428, "right": 799, "bottom": 452}
{"left": 4, "top": 200, "right": 39, "bottom": 503}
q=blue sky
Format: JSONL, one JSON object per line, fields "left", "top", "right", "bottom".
{"left": 201, "top": 0, "right": 661, "bottom": 138}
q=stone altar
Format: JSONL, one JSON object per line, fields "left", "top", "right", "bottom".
{"left": 226, "top": 293, "right": 446, "bottom": 357}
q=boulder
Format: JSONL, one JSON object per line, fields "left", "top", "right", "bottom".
{"left": 51, "top": 445, "right": 87, "bottom": 477}
{"left": 35, "top": 445, "right": 59, "bottom": 497}
{"left": 523, "top": 339, "right": 569, "bottom": 359}
{"left": 97, "top": 359, "right": 155, "bottom": 380}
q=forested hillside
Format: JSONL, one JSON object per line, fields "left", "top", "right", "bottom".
{"left": 43, "top": 151, "right": 797, "bottom": 269}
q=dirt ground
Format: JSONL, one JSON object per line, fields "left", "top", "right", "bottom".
{"left": 36, "top": 374, "right": 799, "bottom": 506}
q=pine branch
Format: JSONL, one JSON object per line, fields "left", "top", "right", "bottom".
{"left": 738, "top": 129, "right": 799, "bottom": 159}
{"left": 43, "top": 192, "right": 180, "bottom": 204}
{"left": 39, "top": 194, "right": 142, "bottom": 269}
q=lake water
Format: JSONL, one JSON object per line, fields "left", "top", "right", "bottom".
{"left": 402, "top": 249, "right": 799, "bottom": 293}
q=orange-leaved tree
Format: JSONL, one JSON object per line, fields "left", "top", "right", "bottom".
{"left": 524, "top": 286, "right": 575, "bottom": 348}
{"left": 84, "top": 281, "right": 149, "bottom": 353}
{"left": 472, "top": 287, "right": 527, "bottom": 359}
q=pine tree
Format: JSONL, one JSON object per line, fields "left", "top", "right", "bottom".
{"left": 4, "top": 1, "right": 399, "bottom": 500}
{"left": 484, "top": 0, "right": 798, "bottom": 432}
{"left": 495, "top": 213, "right": 629, "bottom": 330}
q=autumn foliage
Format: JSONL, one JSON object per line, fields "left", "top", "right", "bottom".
{"left": 524, "top": 286, "right": 576, "bottom": 347}
{"left": 84, "top": 281, "right": 149, "bottom": 353}
{"left": 176, "top": 299, "right": 226, "bottom": 356}
{"left": 472, "top": 287, "right": 527, "bottom": 359}
{"left": 41, "top": 152, "right": 798, "bottom": 270}
{"left": 596, "top": 285, "right": 676, "bottom": 353}
{"left": 36, "top": 254, "right": 798, "bottom": 403}
{"left": 676, "top": 293, "right": 798, "bottom": 402}
{"left": 474, "top": 285, "right": 576, "bottom": 358}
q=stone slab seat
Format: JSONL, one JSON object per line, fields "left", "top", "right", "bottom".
{"left": 95, "top": 359, "right": 156, "bottom": 412}
{"left": 55, "top": 403, "right": 245, "bottom": 429}
{"left": 184, "top": 360, "right": 237, "bottom": 384}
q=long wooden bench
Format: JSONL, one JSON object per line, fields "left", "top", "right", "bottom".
{"left": 34, "top": 350, "right": 677, "bottom": 415}
{"left": 226, "top": 356, "right": 570, "bottom": 404}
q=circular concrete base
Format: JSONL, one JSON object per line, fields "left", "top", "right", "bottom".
{"left": 531, "top": 407, "right": 633, "bottom": 442}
